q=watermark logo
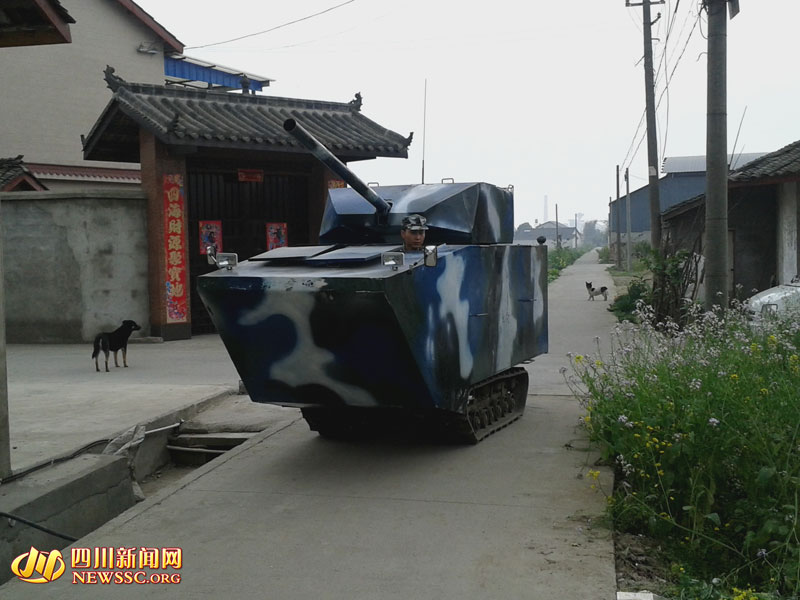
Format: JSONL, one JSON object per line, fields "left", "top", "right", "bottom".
{"left": 11, "top": 547, "right": 66, "bottom": 583}
{"left": 11, "top": 545, "right": 182, "bottom": 585}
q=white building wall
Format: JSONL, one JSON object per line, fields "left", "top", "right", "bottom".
{"left": 776, "top": 182, "right": 798, "bottom": 284}
{"left": 0, "top": 0, "right": 170, "bottom": 169}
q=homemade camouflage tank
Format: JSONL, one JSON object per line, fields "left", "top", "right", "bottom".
{"left": 197, "top": 119, "right": 548, "bottom": 442}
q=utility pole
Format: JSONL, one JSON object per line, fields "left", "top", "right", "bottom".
{"left": 627, "top": 0, "right": 664, "bottom": 252}
{"left": 616, "top": 165, "right": 622, "bottom": 267}
{"left": 0, "top": 204, "right": 9, "bottom": 480}
{"left": 626, "top": 168, "right": 633, "bottom": 272}
{"left": 421, "top": 78, "right": 427, "bottom": 184}
{"left": 555, "top": 204, "right": 560, "bottom": 249}
{"left": 574, "top": 213, "right": 578, "bottom": 248}
{"left": 705, "top": 0, "right": 733, "bottom": 309}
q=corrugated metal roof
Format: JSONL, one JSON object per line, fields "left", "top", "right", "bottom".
{"left": 164, "top": 54, "right": 274, "bottom": 92}
{"left": 729, "top": 139, "right": 800, "bottom": 182}
{"left": 662, "top": 153, "right": 766, "bottom": 174}
{"left": 83, "top": 68, "right": 412, "bottom": 163}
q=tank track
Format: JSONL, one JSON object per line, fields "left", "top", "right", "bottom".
{"left": 445, "top": 367, "right": 529, "bottom": 444}
{"left": 301, "top": 367, "right": 529, "bottom": 444}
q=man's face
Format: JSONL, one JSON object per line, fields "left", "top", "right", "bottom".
{"left": 401, "top": 228, "right": 426, "bottom": 251}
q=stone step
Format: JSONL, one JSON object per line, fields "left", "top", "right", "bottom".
{"left": 168, "top": 432, "right": 256, "bottom": 449}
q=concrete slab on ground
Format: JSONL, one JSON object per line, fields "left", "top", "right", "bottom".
{"left": 7, "top": 335, "right": 240, "bottom": 471}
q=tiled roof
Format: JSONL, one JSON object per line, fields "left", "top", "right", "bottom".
{"left": 729, "top": 139, "right": 800, "bottom": 183}
{"left": 27, "top": 163, "right": 140, "bottom": 184}
{"left": 83, "top": 68, "right": 412, "bottom": 164}
{"left": 0, "top": 155, "right": 46, "bottom": 191}
{"left": 0, "top": 0, "right": 75, "bottom": 47}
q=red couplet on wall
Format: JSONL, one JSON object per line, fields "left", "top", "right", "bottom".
{"left": 163, "top": 174, "right": 188, "bottom": 323}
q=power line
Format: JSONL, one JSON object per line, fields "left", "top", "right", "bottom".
{"left": 185, "top": 0, "right": 357, "bottom": 50}
{"left": 620, "top": 2, "right": 701, "bottom": 173}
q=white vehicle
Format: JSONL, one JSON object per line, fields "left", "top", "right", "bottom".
{"left": 746, "top": 279, "right": 800, "bottom": 316}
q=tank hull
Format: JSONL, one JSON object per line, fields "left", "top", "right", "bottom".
{"left": 198, "top": 243, "right": 548, "bottom": 418}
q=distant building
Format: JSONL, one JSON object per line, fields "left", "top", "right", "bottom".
{"left": 608, "top": 153, "right": 765, "bottom": 256}
{"left": 663, "top": 140, "right": 800, "bottom": 301}
{"left": 515, "top": 221, "right": 579, "bottom": 249}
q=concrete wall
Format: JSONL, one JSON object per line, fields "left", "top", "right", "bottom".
{"left": 0, "top": 190, "right": 149, "bottom": 342}
{"left": 0, "top": 455, "right": 136, "bottom": 586}
{"left": 0, "top": 0, "right": 169, "bottom": 169}
{"left": 776, "top": 182, "right": 799, "bottom": 284}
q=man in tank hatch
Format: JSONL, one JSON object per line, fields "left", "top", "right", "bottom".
{"left": 400, "top": 214, "right": 428, "bottom": 252}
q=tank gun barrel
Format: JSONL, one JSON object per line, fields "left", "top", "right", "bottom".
{"left": 283, "top": 118, "right": 391, "bottom": 216}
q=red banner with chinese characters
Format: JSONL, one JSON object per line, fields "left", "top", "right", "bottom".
{"left": 238, "top": 168, "right": 264, "bottom": 183}
{"left": 164, "top": 175, "right": 187, "bottom": 323}
{"left": 266, "top": 222, "right": 288, "bottom": 250}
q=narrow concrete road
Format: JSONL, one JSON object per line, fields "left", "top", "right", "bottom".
{"left": 1, "top": 249, "right": 621, "bottom": 599}
{"left": 528, "top": 249, "right": 619, "bottom": 395}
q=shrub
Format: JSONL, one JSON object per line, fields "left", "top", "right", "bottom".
{"left": 609, "top": 277, "right": 652, "bottom": 322}
{"left": 568, "top": 304, "right": 800, "bottom": 598}
{"left": 547, "top": 247, "right": 585, "bottom": 283}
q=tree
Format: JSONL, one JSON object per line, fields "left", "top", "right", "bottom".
{"left": 581, "top": 220, "right": 608, "bottom": 248}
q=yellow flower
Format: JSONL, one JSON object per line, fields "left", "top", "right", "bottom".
{"left": 730, "top": 373, "right": 739, "bottom": 382}
{"left": 594, "top": 360, "right": 603, "bottom": 367}
{"left": 588, "top": 469, "right": 600, "bottom": 480}
{"left": 790, "top": 354, "right": 799, "bottom": 363}
{"left": 574, "top": 355, "right": 584, "bottom": 364}
{"left": 760, "top": 388, "right": 769, "bottom": 395}
{"left": 583, "top": 415, "right": 591, "bottom": 423}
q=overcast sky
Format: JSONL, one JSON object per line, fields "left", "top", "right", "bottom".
{"left": 135, "top": 0, "right": 800, "bottom": 228}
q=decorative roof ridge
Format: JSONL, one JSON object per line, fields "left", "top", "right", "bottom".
{"left": 103, "top": 67, "right": 365, "bottom": 113}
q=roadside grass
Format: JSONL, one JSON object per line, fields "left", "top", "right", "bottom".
{"left": 547, "top": 247, "right": 587, "bottom": 283}
{"left": 605, "top": 259, "right": 652, "bottom": 322}
{"left": 566, "top": 303, "right": 800, "bottom": 599}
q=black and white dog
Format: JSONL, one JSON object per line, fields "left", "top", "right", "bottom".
{"left": 586, "top": 281, "right": 609, "bottom": 301}
{"left": 91, "top": 320, "right": 141, "bottom": 372}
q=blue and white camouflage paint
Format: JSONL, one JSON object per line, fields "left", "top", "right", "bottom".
{"left": 197, "top": 182, "right": 549, "bottom": 420}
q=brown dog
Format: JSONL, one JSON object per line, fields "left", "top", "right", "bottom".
{"left": 91, "top": 320, "right": 141, "bottom": 372}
